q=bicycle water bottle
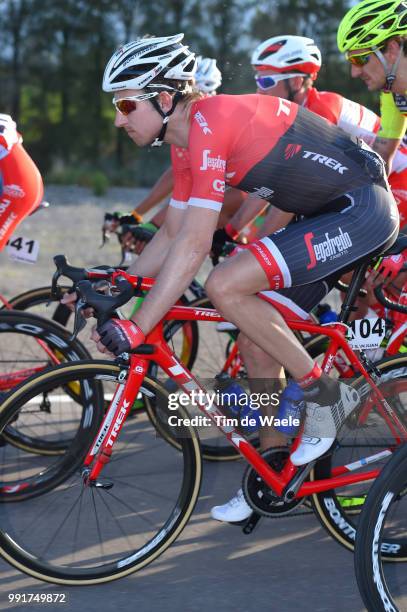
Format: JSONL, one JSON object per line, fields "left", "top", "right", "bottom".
{"left": 316, "top": 303, "right": 338, "bottom": 324}
{"left": 275, "top": 381, "right": 304, "bottom": 436}
{"left": 216, "top": 377, "right": 261, "bottom": 433}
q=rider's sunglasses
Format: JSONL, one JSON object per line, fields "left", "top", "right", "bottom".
{"left": 345, "top": 46, "right": 383, "bottom": 67}
{"left": 113, "top": 92, "right": 159, "bottom": 115}
{"left": 255, "top": 73, "right": 302, "bottom": 91}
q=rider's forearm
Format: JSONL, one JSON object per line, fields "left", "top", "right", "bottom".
{"left": 126, "top": 225, "right": 173, "bottom": 277}
{"left": 133, "top": 167, "right": 174, "bottom": 216}
{"left": 372, "top": 137, "right": 400, "bottom": 174}
{"left": 228, "top": 194, "right": 268, "bottom": 235}
{"left": 131, "top": 234, "right": 211, "bottom": 333}
{"left": 255, "top": 206, "right": 295, "bottom": 239}
{"left": 150, "top": 206, "right": 168, "bottom": 228}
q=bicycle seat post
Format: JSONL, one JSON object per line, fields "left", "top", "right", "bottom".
{"left": 338, "top": 262, "right": 370, "bottom": 324}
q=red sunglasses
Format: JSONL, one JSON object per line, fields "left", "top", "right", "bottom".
{"left": 113, "top": 92, "right": 159, "bottom": 115}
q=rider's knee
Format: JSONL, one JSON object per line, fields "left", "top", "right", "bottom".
{"left": 205, "top": 268, "right": 234, "bottom": 305}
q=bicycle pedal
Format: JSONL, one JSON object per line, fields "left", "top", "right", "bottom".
{"left": 242, "top": 512, "right": 261, "bottom": 534}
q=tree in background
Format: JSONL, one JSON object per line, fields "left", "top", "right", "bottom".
{"left": 0, "top": 0, "right": 380, "bottom": 185}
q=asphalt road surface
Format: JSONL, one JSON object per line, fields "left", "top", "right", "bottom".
{"left": 0, "top": 455, "right": 365, "bottom": 612}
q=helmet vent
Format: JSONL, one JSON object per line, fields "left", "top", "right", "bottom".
{"left": 112, "top": 63, "right": 158, "bottom": 83}
{"left": 286, "top": 57, "right": 304, "bottom": 64}
{"left": 143, "top": 43, "right": 180, "bottom": 59}
{"left": 258, "top": 41, "right": 286, "bottom": 60}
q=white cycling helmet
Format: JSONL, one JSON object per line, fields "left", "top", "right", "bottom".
{"left": 103, "top": 33, "right": 196, "bottom": 92}
{"left": 194, "top": 56, "right": 222, "bottom": 93}
{"left": 251, "top": 35, "right": 322, "bottom": 80}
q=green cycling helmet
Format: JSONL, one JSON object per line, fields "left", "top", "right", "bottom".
{"left": 337, "top": 0, "right": 407, "bottom": 52}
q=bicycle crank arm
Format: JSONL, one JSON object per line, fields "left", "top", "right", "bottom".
{"left": 242, "top": 512, "right": 262, "bottom": 534}
{"left": 283, "top": 461, "right": 316, "bottom": 503}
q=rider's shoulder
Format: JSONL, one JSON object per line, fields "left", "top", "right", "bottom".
{"left": 305, "top": 87, "right": 343, "bottom": 123}
{"left": 189, "top": 94, "right": 255, "bottom": 138}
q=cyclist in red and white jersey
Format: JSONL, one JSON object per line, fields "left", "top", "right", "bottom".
{"left": 107, "top": 54, "right": 225, "bottom": 246}
{"left": 0, "top": 114, "right": 44, "bottom": 251}
{"left": 97, "top": 34, "right": 398, "bottom": 518}
{"left": 212, "top": 35, "right": 406, "bottom": 521}
{"left": 243, "top": 35, "right": 407, "bottom": 231}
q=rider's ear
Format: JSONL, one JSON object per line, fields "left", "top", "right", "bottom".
{"left": 292, "top": 76, "right": 306, "bottom": 90}
{"left": 385, "top": 38, "right": 402, "bottom": 61}
{"left": 158, "top": 91, "right": 174, "bottom": 113}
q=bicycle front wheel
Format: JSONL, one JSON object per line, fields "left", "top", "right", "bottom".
{"left": 0, "top": 361, "right": 202, "bottom": 585}
{"left": 311, "top": 355, "right": 407, "bottom": 557}
{"left": 355, "top": 443, "right": 407, "bottom": 611}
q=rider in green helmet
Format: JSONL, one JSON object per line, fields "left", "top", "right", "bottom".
{"left": 337, "top": 0, "right": 407, "bottom": 172}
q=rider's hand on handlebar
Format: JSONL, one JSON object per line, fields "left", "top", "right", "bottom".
{"left": 367, "top": 252, "right": 407, "bottom": 290}
{"left": 121, "top": 229, "right": 146, "bottom": 255}
{"left": 91, "top": 326, "right": 114, "bottom": 357}
{"left": 121, "top": 222, "right": 158, "bottom": 255}
{"left": 96, "top": 318, "right": 145, "bottom": 356}
{"left": 211, "top": 227, "right": 238, "bottom": 260}
{"left": 102, "top": 211, "right": 143, "bottom": 238}
{"left": 61, "top": 291, "right": 95, "bottom": 318}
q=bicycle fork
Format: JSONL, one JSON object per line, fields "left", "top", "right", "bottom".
{"left": 81, "top": 357, "right": 149, "bottom": 485}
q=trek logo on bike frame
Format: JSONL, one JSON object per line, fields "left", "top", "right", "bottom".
{"left": 193, "top": 309, "right": 221, "bottom": 318}
{"left": 304, "top": 227, "right": 352, "bottom": 269}
{"left": 106, "top": 399, "right": 131, "bottom": 448}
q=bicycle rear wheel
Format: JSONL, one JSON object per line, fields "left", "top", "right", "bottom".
{"left": 154, "top": 296, "right": 255, "bottom": 461}
{"left": 5, "top": 285, "right": 72, "bottom": 326}
{"left": 0, "top": 361, "right": 202, "bottom": 584}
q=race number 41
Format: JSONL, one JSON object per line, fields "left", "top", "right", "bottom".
{"left": 6, "top": 236, "right": 40, "bottom": 264}
{"left": 347, "top": 317, "right": 386, "bottom": 350}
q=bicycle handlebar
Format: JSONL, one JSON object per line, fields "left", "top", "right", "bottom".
{"left": 334, "top": 279, "right": 367, "bottom": 298}
{"left": 75, "top": 277, "right": 135, "bottom": 327}
{"left": 211, "top": 241, "right": 236, "bottom": 266}
{"left": 374, "top": 284, "right": 407, "bottom": 314}
{"left": 51, "top": 254, "right": 115, "bottom": 299}
{"left": 120, "top": 224, "right": 155, "bottom": 243}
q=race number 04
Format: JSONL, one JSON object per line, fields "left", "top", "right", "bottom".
{"left": 347, "top": 317, "right": 386, "bottom": 350}
{"left": 349, "top": 318, "right": 385, "bottom": 339}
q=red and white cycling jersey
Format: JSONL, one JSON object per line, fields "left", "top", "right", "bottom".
{"left": 303, "top": 87, "right": 380, "bottom": 146}
{"left": 303, "top": 87, "right": 407, "bottom": 175}
{"left": 303, "top": 89, "right": 407, "bottom": 227}
{"left": 0, "top": 115, "right": 43, "bottom": 251}
{"left": 170, "top": 91, "right": 406, "bottom": 222}
{"left": 170, "top": 94, "right": 386, "bottom": 216}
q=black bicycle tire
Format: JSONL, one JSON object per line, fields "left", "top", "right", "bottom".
{"left": 311, "top": 354, "right": 407, "bottom": 558}
{"left": 0, "top": 359, "right": 105, "bottom": 501}
{"left": 0, "top": 310, "right": 92, "bottom": 454}
{"left": 5, "top": 285, "right": 72, "bottom": 326}
{"left": 354, "top": 444, "right": 407, "bottom": 611}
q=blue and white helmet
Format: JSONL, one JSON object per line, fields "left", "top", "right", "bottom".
{"left": 194, "top": 56, "right": 222, "bottom": 93}
{"left": 103, "top": 33, "right": 197, "bottom": 92}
